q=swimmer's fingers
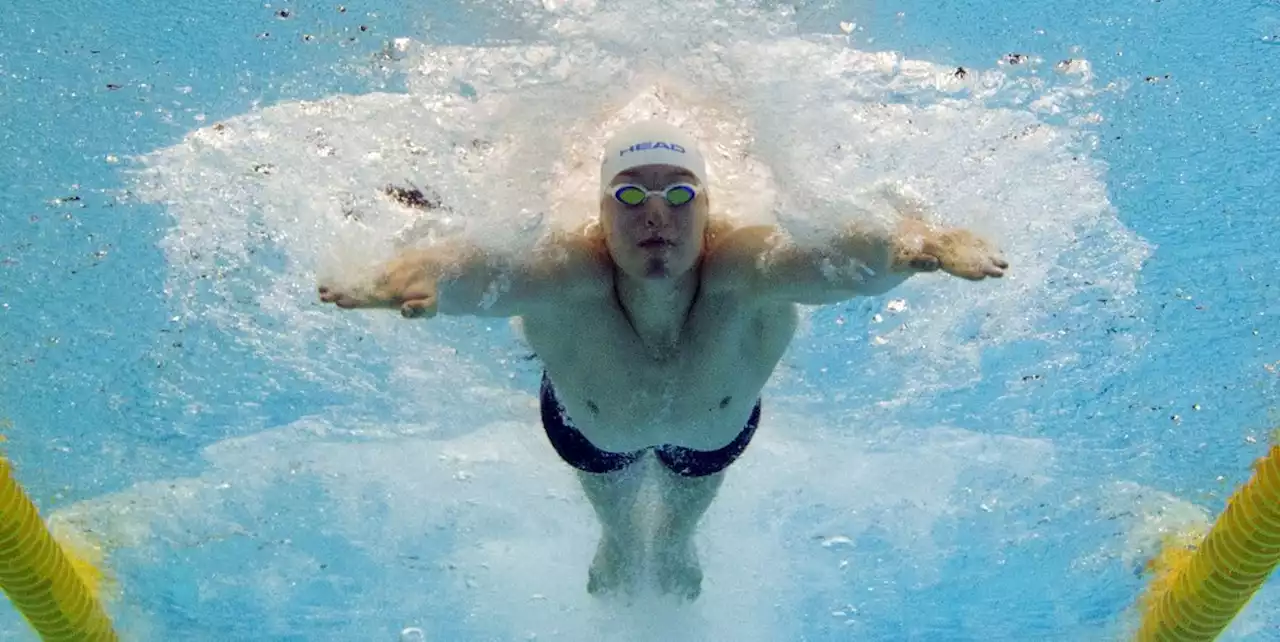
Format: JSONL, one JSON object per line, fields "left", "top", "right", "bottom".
{"left": 319, "top": 249, "right": 441, "bottom": 313}
{"left": 319, "top": 285, "right": 386, "bottom": 309}
{"left": 317, "top": 285, "right": 438, "bottom": 318}
{"left": 922, "top": 230, "right": 1009, "bottom": 281}
{"left": 939, "top": 253, "right": 1007, "bottom": 280}
{"left": 984, "top": 254, "right": 1010, "bottom": 276}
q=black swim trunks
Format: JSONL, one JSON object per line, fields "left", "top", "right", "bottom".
{"left": 539, "top": 372, "right": 760, "bottom": 478}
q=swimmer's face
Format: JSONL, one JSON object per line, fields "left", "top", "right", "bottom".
{"left": 600, "top": 164, "right": 709, "bottom": 281}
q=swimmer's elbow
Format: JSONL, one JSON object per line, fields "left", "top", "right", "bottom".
{"left": 852, "top": 271, "right": 911, "bottom": 297}
{"left": 433, "top": 241, "right": 597, "bottom": 318}
{"left": 763, "top": 226, "right": 907, "bottom": 303}
{"left": 416, "top": 245, "right": 523, "bottom": 318}
{"left": 783, "top": 270, "right": 909, "bottom": 305}
{"left": 435, "top": 270, "right": 528, "bottom": 318}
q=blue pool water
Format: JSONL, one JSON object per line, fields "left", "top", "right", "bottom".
{"left": 1, "top": 0, "right": 1277, "bottom": 640}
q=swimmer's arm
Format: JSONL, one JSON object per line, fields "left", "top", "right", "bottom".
{"left": 705, "top": 218, "right": 1006, "bottom": 304}
{"left": 319, "top": 232, "right": 608, "bottom": 318}
{"left": 435, "top": 234, "right": 609, "bottom": 317}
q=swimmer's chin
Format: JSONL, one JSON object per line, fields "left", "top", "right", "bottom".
{"left": 642, "top": 258, "right": 674, "bottom": 279}
{"left": 612, "top": 255, "right": 686, "bottom": 280}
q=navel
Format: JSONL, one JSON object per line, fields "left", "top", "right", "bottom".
{"left": 719, "top": 396, "right": 731, "bottom": 409}
{"left": 586, "top": 400, "right": 600, "bottom": 415}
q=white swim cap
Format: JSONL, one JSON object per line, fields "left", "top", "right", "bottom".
{"left": 600, "top": 120, "right": 707, "bottom": 189}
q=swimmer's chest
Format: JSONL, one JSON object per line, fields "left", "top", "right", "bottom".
{"left": 524, "top": 294, "right": 797, "bottom": 450}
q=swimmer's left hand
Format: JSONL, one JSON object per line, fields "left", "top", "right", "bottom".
{"left": 904, "top": 228, "right": 1009, "bottom": 280}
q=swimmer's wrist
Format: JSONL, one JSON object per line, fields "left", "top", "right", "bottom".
{"left": 887, "top": 219, "right": 936, "bottom": 272}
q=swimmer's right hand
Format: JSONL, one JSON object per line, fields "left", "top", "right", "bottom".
{"left": 318, "top": 249, "right": 439, "bottom": 319}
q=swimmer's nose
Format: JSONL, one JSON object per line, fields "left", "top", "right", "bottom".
{"left": 642, "top": 201, "right": 672, "bottom": 231}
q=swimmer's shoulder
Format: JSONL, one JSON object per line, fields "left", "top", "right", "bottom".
{"left": 530, "top": 221, "right": 614, "bottom": 301}
{"left": 700, "top": 219, "right": 780, "bottom": 298}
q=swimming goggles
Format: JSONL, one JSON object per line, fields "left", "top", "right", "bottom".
{"left": 609, "top": 182, "right": 698, "bottom": 207}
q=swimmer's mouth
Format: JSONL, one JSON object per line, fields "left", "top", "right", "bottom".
{"left": 639, "top": 238, "right": 672, "bottom": 249}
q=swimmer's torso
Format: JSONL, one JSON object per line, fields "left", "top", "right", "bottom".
{"left": 521, "top": 273, "right": 798, "bottom": 453}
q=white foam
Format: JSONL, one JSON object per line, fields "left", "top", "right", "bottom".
{"left": 54, "top": 408, "right": 1061, "bottom": 640}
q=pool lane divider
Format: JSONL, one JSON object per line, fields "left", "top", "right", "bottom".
{"left": 0, "top": 454, "right": 119, "bottom": 641}
{"left": 1137, "top": 443, "right": 1280, "bottom": 641}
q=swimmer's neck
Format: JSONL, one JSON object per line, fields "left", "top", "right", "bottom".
{"left": 613, "top": 266, "right": 700, "bottom": 360}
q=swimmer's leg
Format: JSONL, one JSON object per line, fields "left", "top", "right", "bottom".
{"left": 650, "top": 400, "right": 760, "bottom": 600}
{"left": 652, "top": 468, "right": 724, "bottom": 601}
{"left": 576, "top": 466, "right": 646, "bottom": 597}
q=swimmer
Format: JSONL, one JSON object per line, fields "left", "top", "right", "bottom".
{"left": 318, "top": 121, "right": 1008, "bottom": 601}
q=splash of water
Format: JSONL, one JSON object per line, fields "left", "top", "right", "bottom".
{"left": 132, "top": 0, "right": 1146, "bottom": 405}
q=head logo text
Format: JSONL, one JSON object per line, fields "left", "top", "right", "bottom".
{"left": 618, "top": 142, "right": 687, "bottom": 156}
